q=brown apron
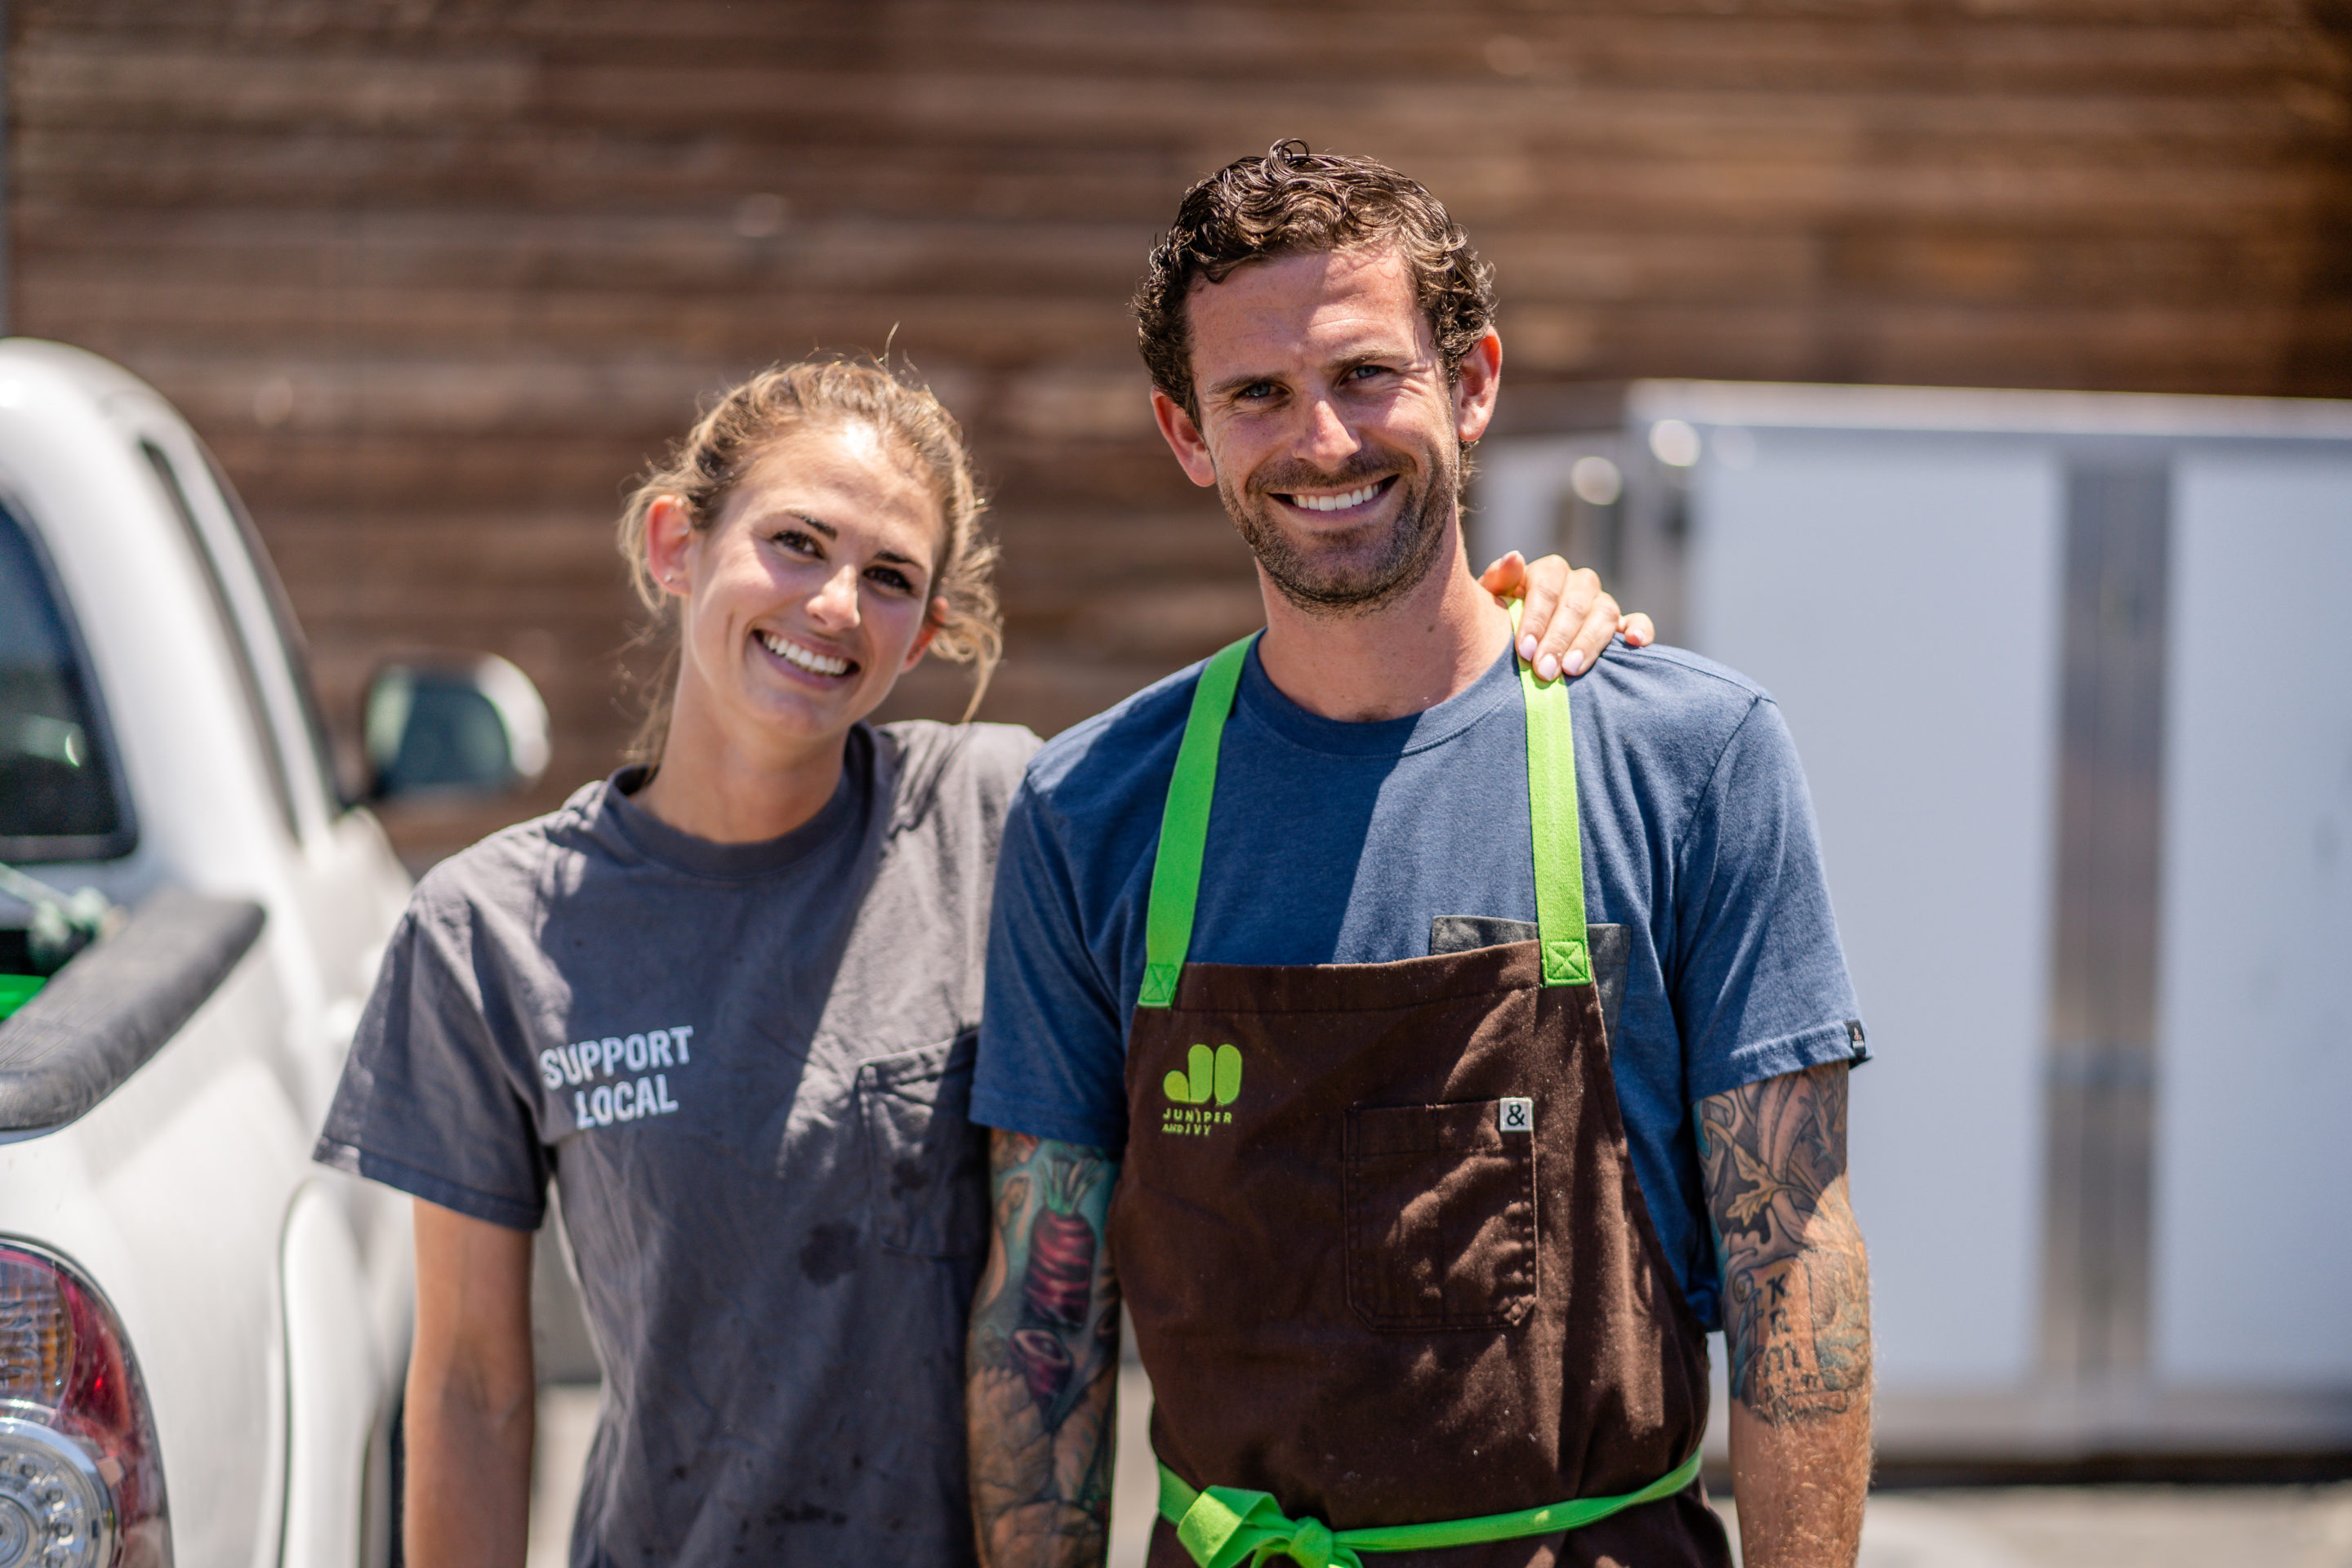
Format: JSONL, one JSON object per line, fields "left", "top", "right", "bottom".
{"left": 1107, "top": 633, "right": 1730, "bottom": 1567}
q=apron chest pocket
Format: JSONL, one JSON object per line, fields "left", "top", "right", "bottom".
{"left": 1343, "top": 1100, "right": 1538, "bottom": 1330}
{"left": 858, "top": 1031, "right": 987, "bottom": 1258}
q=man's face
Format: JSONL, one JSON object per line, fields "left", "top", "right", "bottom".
{"left": 1151, "top": 244, "right": 1499, "bottom": 616}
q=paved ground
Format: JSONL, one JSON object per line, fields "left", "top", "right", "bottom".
{"left": 528, "top": 1385, "right": 601, "bottom": 1568}
{"left": 1730, "top": 1485, "right": 2352, "bottom": 1568}
{"left": 527, "top": 1379, "right": 2352, "bottom": 1568}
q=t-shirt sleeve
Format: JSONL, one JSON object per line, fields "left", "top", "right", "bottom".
{"left": 1672, "top": 695, "right": 1867, "bottom": 1106}
{"left": 314, "top": 899, "right": 550, "bottom": 1230}
{"left": 971, "top": 782, "right": 1131, "bottom": 1152}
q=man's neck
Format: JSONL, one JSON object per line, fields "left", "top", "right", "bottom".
{"left": 1254, "top": 532, "right": 1512, "bottom": 723}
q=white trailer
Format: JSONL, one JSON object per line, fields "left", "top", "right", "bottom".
{"left": 1476, "top": 381, "right": 2352, "bottom": 1467}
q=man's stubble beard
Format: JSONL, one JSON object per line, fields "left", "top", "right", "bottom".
{"left": 1217, "top": 438, "right": 1464, "bottom": 619}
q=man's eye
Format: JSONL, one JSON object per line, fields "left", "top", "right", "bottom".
{"left": 1346, "top": 363, "right": 1392, "bottom": 382}
{"left": 1238, "top": 382, "right": 1279, "bottom": 402}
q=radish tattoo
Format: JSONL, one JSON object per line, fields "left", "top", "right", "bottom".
{"left": 1022, "top": 1153, "right": 1102, "bottom": 1328}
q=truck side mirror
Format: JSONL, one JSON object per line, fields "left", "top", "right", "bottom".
{"left": 363, "top": 655, "right": 550, "bottom": 801}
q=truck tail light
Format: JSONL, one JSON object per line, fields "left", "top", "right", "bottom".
{"left": 0, "top": 1243, "right": 170, "bottom": 1568}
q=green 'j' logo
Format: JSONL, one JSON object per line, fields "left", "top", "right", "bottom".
{"left": 1163, "top": 1043, "right": 1242, "bottom": 1107}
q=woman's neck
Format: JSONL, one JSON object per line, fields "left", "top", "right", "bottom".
{"left": 633, "top": 702, "right": 848, "bottom": 844}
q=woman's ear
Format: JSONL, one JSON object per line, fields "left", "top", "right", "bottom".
{"left": 900, "top": 596, "right": 947, "bottom": 671}
{"left": 645, "top": 495, "right": 696, "bottom": 597}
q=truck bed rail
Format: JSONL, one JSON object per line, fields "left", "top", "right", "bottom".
{"left": 0, "top": 889, "right": 266, "bottom": 1140}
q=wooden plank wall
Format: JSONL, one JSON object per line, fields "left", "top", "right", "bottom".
{"left": 12, "top": 1, "right": 2349, "bottom": 861}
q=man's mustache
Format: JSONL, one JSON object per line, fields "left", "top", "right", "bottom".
{"left": 1245, "top": 455, "right": 1403, "bottom": 497}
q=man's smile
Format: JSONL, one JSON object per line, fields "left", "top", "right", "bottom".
{"left": 1271, "top": 475, "right": 1396, "bottom": 517}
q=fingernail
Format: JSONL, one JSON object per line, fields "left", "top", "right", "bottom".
{"left": 1536, "top": 653, "right": 1560, "bottom": 681}
{"left": 1564, "top": 650, "right": 1587, "bottom": 676}
{"left": 1518, "top": 635, "right": 1538, "bottom": 662}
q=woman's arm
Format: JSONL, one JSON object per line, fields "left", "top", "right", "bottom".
{"left": 406, "top": 1197, "right": 538, "bottom": 1568}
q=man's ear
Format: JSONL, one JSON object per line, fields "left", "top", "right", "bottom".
{"left": 645, "top": 495, "right": 696, "bottom": 597}
{"left": 1151, "top": 389, "right": 1221, "bottom": 489}
{"left": 1453, "top": 329, "right": 1503, "bottom": 446}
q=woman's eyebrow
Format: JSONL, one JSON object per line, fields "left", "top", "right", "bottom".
{"left": 774, "top": 509, "right": 920, "bottom": 569}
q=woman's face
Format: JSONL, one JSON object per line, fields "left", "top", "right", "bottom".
{"left": 652, "top": 420, "right": 946, "bottom": 758}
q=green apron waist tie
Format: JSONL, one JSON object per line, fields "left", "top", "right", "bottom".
{"left": 1156, "top": 1450, "right": 1704, "bottom": 1568}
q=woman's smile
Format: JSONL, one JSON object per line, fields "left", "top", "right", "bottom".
{"left": 755, "top": 627, "right": 857, "bottom": 680}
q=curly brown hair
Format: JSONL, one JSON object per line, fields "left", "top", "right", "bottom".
{"left": 616, "top": 359, "right": 1001, "bottom": 761}
{"left": 1133, "top": 140, "right": 1498, "bottom": 420}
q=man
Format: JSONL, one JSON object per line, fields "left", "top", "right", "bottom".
{"left": 967, "top": 143, "right": 1870, "bottom": 1568}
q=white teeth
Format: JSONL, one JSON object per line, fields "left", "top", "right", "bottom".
{"left": 1289, "top": 482, "right": 1381, "bottom": 512}
{"left": 760, "top": 631, "right": 850, "bottom": 676}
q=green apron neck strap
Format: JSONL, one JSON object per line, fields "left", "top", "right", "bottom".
{"left": 1137, "top": 612, "right": 1591, "bottom": 1009}
{"left": 1140, "top": 635, "right": 1254, "bottom": 1008}
{"left": 1515, "top": 604, "right": 1591, "bottom": 986}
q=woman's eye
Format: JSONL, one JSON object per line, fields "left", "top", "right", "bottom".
{"left": 775, "top": 528, "right": 821, "bottom": 557}
{"left": 866, "top": 564, "right": 915, "bottom": 594}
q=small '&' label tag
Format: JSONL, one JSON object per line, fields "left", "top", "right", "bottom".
{"left": 1499, "top": 1097, "right": 1533, "bottom": 1135}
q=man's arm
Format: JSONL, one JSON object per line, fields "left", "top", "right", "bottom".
{"left": 1696, "top": 1062, "right": 1872, "bottom": 1567}
{"left": 968, "top": 1131, "right": 1123, "bottom": 1568}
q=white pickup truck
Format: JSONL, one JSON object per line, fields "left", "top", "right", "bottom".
{"left": 0, "top": 340, "right": 547, "bottom": 1568}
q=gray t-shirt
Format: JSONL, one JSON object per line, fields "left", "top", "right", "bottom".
{"left": 317, "top": 719, "right": 1039, "bottom": 1567}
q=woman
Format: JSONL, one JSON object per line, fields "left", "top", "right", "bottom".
{"left": 315, "top": 359, "right": 1638, "bottom": 1566}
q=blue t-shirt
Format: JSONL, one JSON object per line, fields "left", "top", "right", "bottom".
{"left": 971, "top": 635, "right": 1864, "bottom": 1330}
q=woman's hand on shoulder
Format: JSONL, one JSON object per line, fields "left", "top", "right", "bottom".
{"left": 1480, "top": 550, "right": 1655, "bottom": 682}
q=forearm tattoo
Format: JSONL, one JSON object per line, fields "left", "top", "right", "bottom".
{"left": 967, "top": 1133, "right": 1121, "bottom": 1568}
{"left": 1696, "top": 1063, "right": 1872, "bottom": 1427}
